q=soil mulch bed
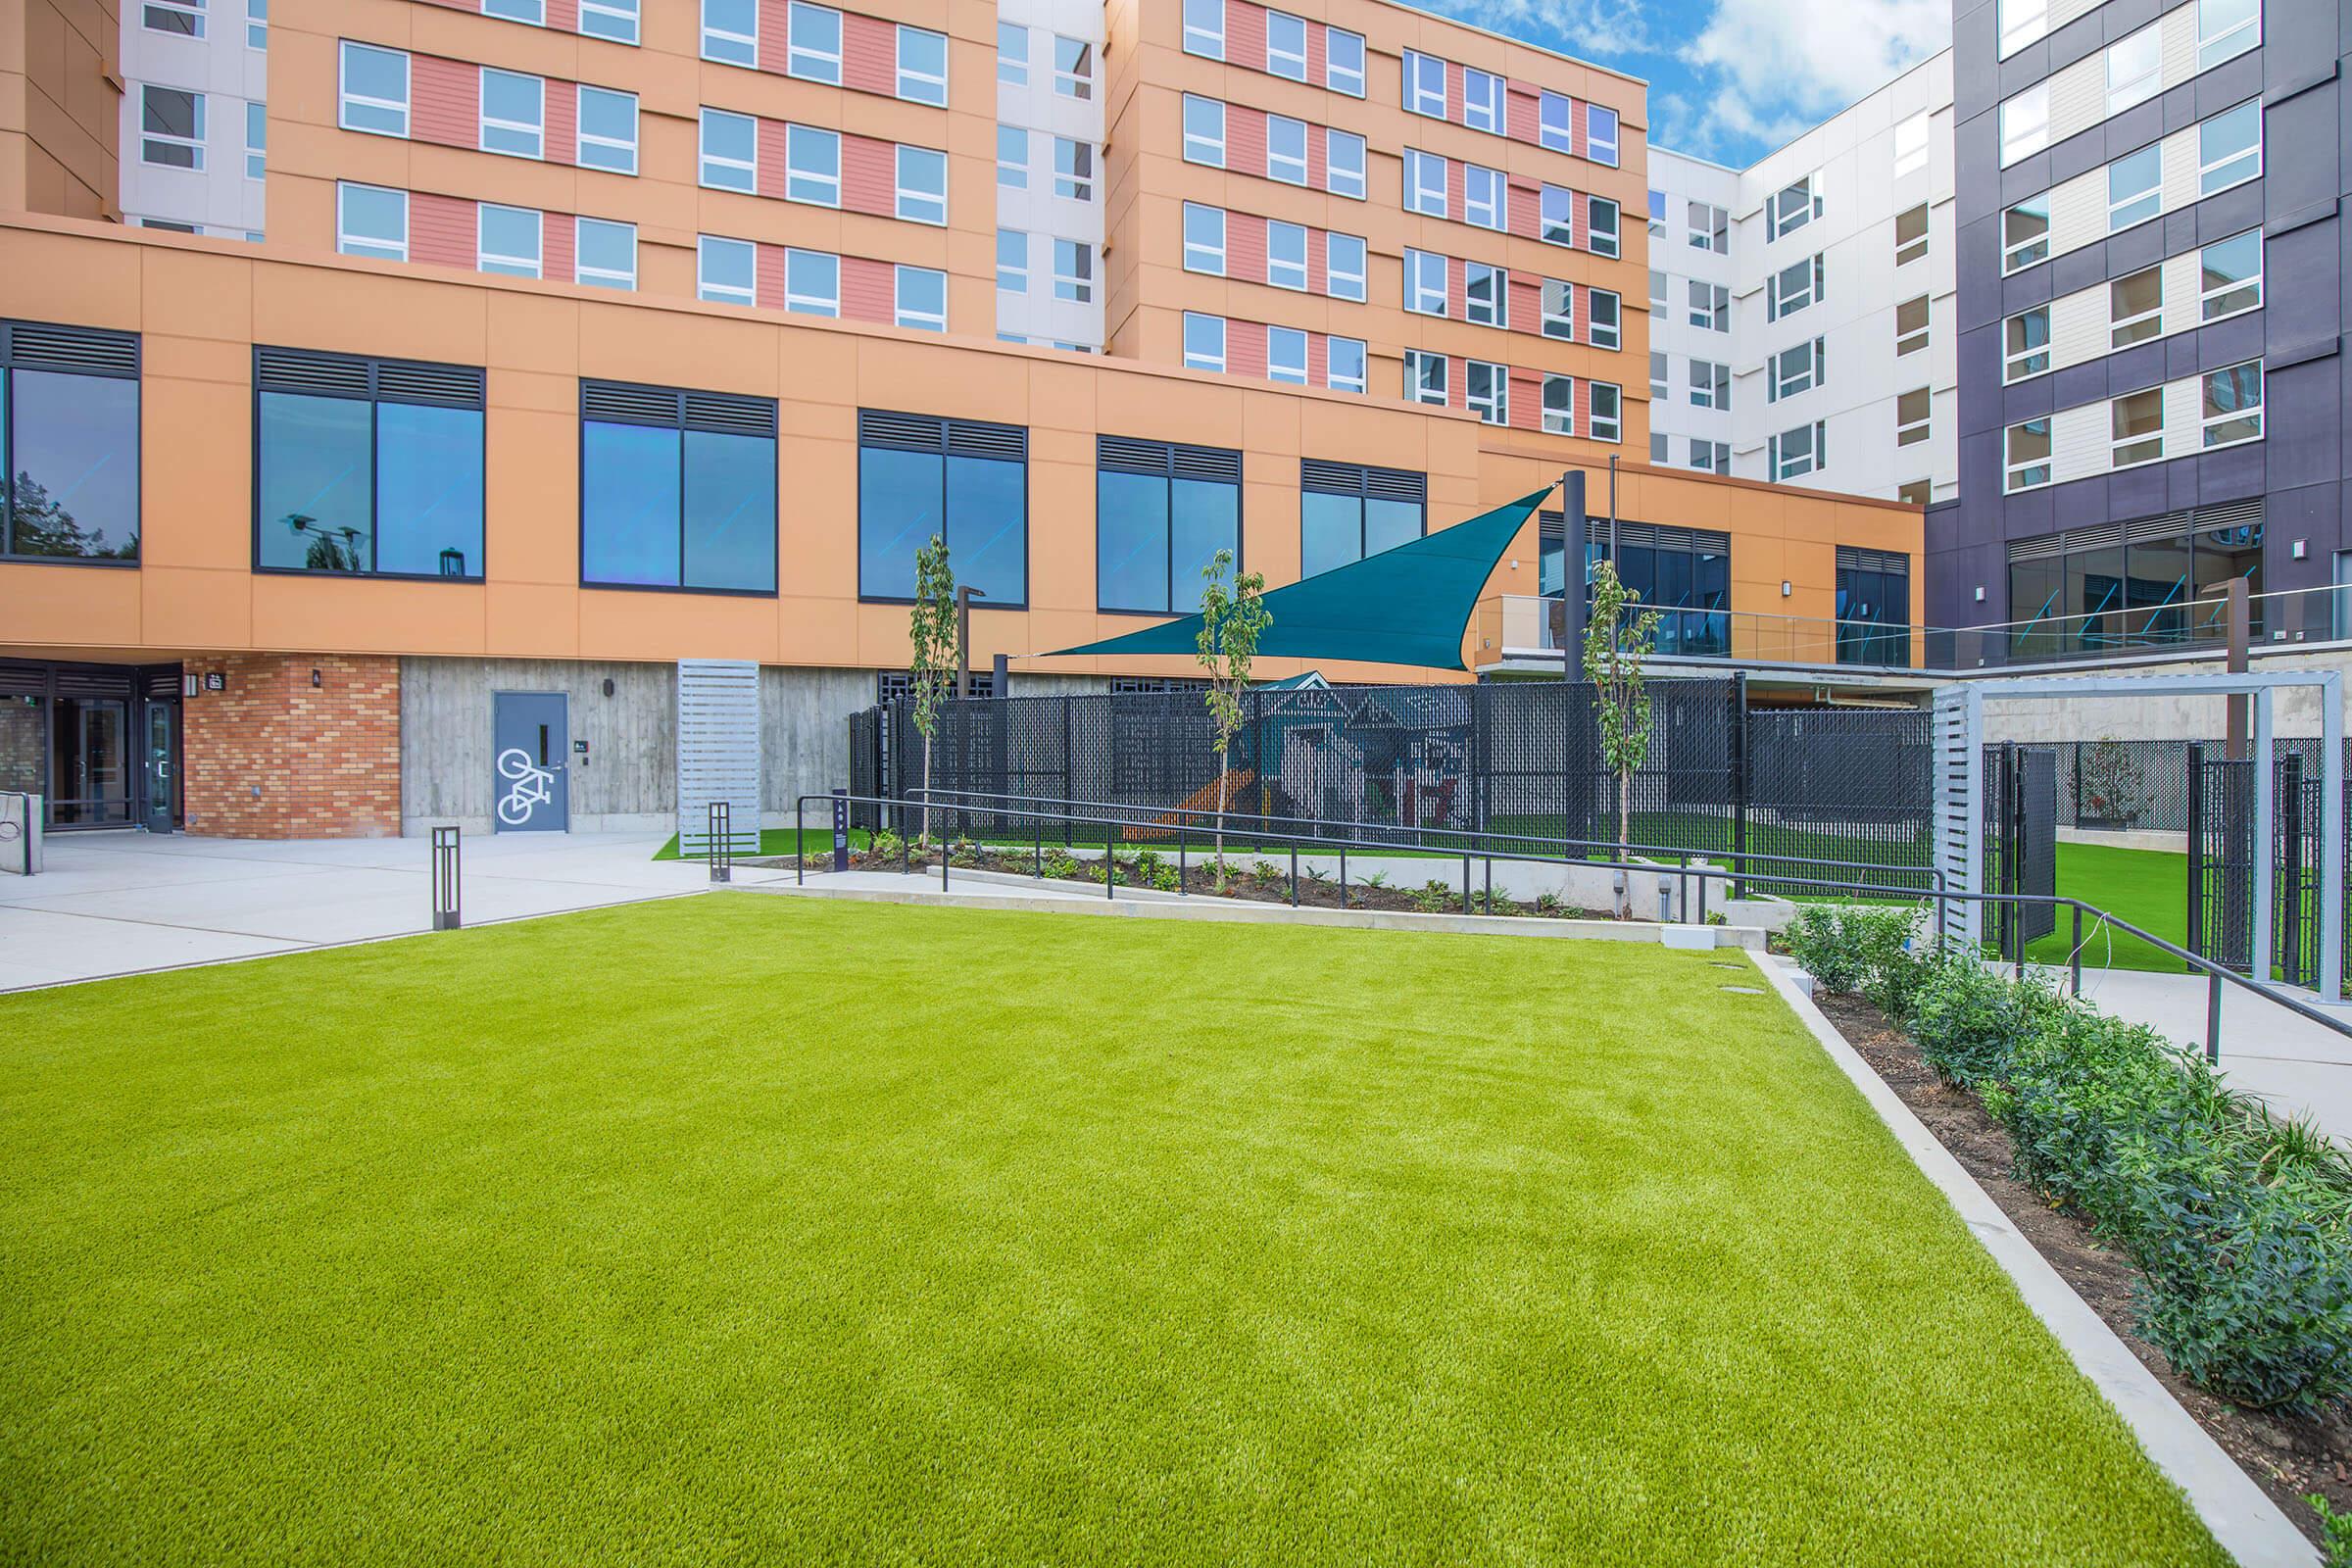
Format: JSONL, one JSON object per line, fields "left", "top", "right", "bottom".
{"left": 1813, "top": 988, "right": 2352, "bottom": 1550}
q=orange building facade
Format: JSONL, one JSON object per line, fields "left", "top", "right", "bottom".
{"left": 0, "top": 0, "right": 1920, "bottom": 839}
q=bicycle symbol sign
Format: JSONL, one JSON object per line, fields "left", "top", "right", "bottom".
{"left": 497, "top": 748, "right": 556, "bottom": 827}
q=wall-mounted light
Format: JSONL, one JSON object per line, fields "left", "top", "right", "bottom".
{"left": 2293, "top": 539, "right": 2309, "bottom": 561}
{"left": 1975, "top": 586, "right": 1985, "bottom": 603}
{"left": 603, "top": 677, "right": 615, "bottom": 697}
{"left": 310, "top": 667, "right": 321, "bottom": 688}
{"left": 1780, "top": 580, "right": 1791, "bottom": 598}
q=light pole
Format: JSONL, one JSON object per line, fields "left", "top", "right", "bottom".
{"left": 956, "top": 584, "right": 988, "bottom": 698}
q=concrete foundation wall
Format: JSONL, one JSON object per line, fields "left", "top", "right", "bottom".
{"left": 401, "top": 658, "right": 678, "bottom": 836}
{"left": 763, "top": 666, "right": 878, "bottom": 819}
{"left": 1980, "top": 647, "right": 2352, "bottom": 743}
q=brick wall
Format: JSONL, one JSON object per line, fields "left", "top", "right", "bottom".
{"left": 181, "top": 654, "right": 401, "bottom": 839}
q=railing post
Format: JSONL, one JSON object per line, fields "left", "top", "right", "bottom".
{"left": 2206, "top": 970, "right": 2223, "bottom": 1063}
{"left": 430, "top": 825, "right": 461, "bottom": 930}
{"left": 2280, "top": 752, "right": 2304, "bottom": 986}
{"left": 1290, "top": 841, "right": 1298, "bottom": 906}
{"left": 1731, "top": 671, "right": 1750, "bottom": 899}
{"left": 1105, "top": 821, "right": 1115, "bottom": 900}
{"left": 2185, "top": 743, "right": 2205, "bottom": 972}
{"left": 1178, "top": 819, "right": 1187, "bottom": 896}
{"left": 1338, "top": 845, "right": 1347, "bottom": 908}
{"left": 710, "top": 801, "right": 733, "bottom": 884}
{"left": 1461, "top": 852, "right": 1471, "bottom": 913}
{"left": 2070, "top": 906, "right": 2082, "bottom": 998}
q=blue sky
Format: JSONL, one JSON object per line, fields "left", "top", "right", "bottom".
{"left": 1396, "top": 0, "right": 1949, "bottom": 168}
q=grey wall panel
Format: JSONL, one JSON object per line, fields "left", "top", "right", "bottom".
{"left": 401, "top": 657, "right": 676, "bottom": 834}
{"left": 760, "top": 664, "right": 876, "bottom": 817}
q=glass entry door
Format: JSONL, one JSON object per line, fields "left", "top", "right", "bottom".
{"left": 141, "top": 700, "right": 180, "bottom": 833}
{"left": 52, "top": 697, "right": 132, "bottom": 825}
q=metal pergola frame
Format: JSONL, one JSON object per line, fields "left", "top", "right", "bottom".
{"left": 1934, "top": 670, "right": 2345, "bottom": 1004}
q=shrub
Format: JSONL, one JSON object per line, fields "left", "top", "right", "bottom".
{"left": 870, "top": 829, "right": 906, "bottom": 864}
{"left": 1410, "top": 881, "right": 1455, "bottom": 914}
{"left": 1042, "top": 848, "right": 1080, "bottom": 881}
{"left": 1785, "top": 906, "right": 1872, "bottom": 995}
{"left": 1533, "top": 892, "right": 1565, "bottom": 917}
{"left": 1906, "top": 952, "right": 2066, "bottom": 1087}
{"left": 1250, "top": 858, "right": 1283, "bottom": 883}
{"left": 2309, "top": 1494, "right": 2352, "bottom": 1568}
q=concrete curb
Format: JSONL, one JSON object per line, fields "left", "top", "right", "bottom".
{"left": 1745, "top": 950, "right": 2320, "bottom": 1568}
{"left": 756, "top": 874, "right": 1769, "bottom": 948}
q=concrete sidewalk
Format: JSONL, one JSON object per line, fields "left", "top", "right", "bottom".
{"left": 0, "top": 829, "right": 789, "bottom": 991}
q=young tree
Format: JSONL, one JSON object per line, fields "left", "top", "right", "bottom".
{"left": 906, "top": 533, "right": 957, "bottom": 847}
{"left": 1197, "top": 548, "right": 1270, "bottom": 893}
{"left": 1583, "top": 558, "right": 1661, "bottom": 906}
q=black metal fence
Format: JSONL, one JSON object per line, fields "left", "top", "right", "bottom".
{"left": 2186, "top": 740, "right": 2351, "bottom": 986}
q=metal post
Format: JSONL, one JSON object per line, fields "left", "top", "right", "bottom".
{"left": 1558, "top": 469, "right": 1588, "bottom": 681}
{"left": 2071, "top": 906, "right": 2082, "bottom": 998}
{"left": 1178, "top": 819, "right": 1187, "bottom": 896}
{"left": 830, "top": 788, "right": 849, "bottom": 873}
{"left": 710, "top": 801, "right": 732, "bottom": 884}
{"left": 2186, "top": 742, "right": 2204, "bottom": 968}
{"left": 1290, "top": 842, "right": 1298, "bottom": 906}
{"left": 1461, "top": 852, "right": 1471, "bottom": 912}
{"left": 430, "top": 825, "right": 461, "bottom": 930}
{"left": 942, "top": 831, "right": 950, "bottom": 890}
{"left": 2280, "top": 752, "right": 2304, "bottom": 987}
{"left": 2253, "top": 689, "right": 2274, "bottom": 986}
{"left": 1338, "top": 845, "right": 1347, "bottom": 907}
{"left": 1730, "top": 671, "right": 1750, "bottom": 899}
{"left": 2225, "top": 577, "right": 2249, "bottom": 760}
{"left": 1105, "top": 822, "right": 1115, "bottom": 900}
{"left": 2206, "top": 970, "right": 2223, "bottom": 1063}
{"left": 2321, "top": 674, "right": 2344, "bottom": 1003}
{"left": 1035, "top": 811, "right": 1043, "bottom": 879}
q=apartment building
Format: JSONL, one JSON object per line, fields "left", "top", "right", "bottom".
{"left": 0, "top": 0, "right": 1924, "bottom": 839}
{"left": 1936, "top": 0, "right": 2334, "bottom": 652}
{"left": 1647, "top": 52, "right": 1958, "bottom": 514}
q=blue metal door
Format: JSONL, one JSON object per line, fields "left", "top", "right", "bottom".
{"left": 492, "top": 692, "right": 569, "bottom": 832}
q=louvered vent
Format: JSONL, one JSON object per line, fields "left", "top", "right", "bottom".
{"left": 583, "top": 380, "right": 684, "bottom": 425}
{"left": 945, "top": 417, "right": 1025, "bottom": 461}
{"left": 256, "top": 347, "right": 371, "bottom": 398}
{"left": 1098, "top": 437, "right": 1240, "bottom": 482}
{"left": 374, "top": 359, "right": 483, "bottom": 409}
{"left": 858, "top": 409, "right": 947, "bottom": 451}
{"left": 1301, "top": 460, "right": 1425, "bottom": 500}
{"left": 2007, "top": 501, "right": 2262, "bottom": 563}
{"left": 5, "top": 321, "right": 138, "bottom": 376}
{"left": 681, "top": 390, "right": 776, "bottom": 436}
{"left": 1837, "top": 546, "right": 1910, "bottom": 574}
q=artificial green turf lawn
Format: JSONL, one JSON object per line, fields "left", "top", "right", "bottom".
{"left": 2023, "top": 840, "right": 2193, "bottom": 974}
{"left": 649, "top": 825, "right": 868, "bottom": 860}
{"left": 0, "top": 897, "right": 2228, "bottom": 1566}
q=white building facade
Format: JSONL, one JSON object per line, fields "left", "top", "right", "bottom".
{"left": 994, "top": 0, "right": 1107, "bottom": 351}
{"left": 118, "top": 0, "right": 270, "bottom": 237}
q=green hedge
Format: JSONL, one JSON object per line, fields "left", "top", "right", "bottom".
{"left": 1788, "top": 907, "right": 2352, "bottom": 1419}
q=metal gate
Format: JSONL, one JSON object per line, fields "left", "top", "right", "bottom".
{"left": 1984, "top": 743, "right": 2057, "bottom": 957}
{"left": 2188, "top": 744, "right": 2333, "bottom": 983}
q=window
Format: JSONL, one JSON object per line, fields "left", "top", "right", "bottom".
{"left": 244, "top": 100, "right": 266, "bottom": 179}
{"left": 788, "top": 124, "right": 842, "bottom": 206}
{"left": 1587, "top": 197, "right": 1620, "bottom": 258}
{"left": 2202, "top": 362, "right": 2263, "bottom": 447}
{"left": 335, "top": 182, "right": 407, "bottom": 260}
{"left": 697, "top": 235, "right": 756, "bottom": 304}
{"left": 1053, "top": 35, "right": 1093, "bottom": 99}
{"left": 1588, "top": 382, "right": 1621, "bottom": 443}
{"left": 2200, "top": 102, "right": 2262, "bottom": 196}
{"left": 2107, "top": 144, "right": 2160, "bottom": 231}
{"left": 998, "top": 126, "right": 1027, "bottom": 189}
{"left": 1326, "top": 29, "right": 1364, "bottom": 95}
{"left": 1266, "top": 116, "right": 1307, "bottom": 184}
{"left": 1096, "top": 437, "right": 1242, "bottom": 613}
{"left": 786, "top": 1, "right": 841, "bottom": 81}
{"left": 1766, "top": 176, "right": 1818, "bottom": 241}
{"left": 1770, "top": 421, "right": 1825, "bottom": 480}
{"left": 477, "top": 204, "right": 542, "bottom": 277}
{"left": 896, "top": 267, "right": 947, "bottom": 332}
{"left": 0, "top": 321, "right": 141, "bottom": 563}
{"left": 2005, "top": 417, "right": 2052, "bottom": 491}
{"left": 1326, "top": 232, "right": 1365, "bottom": 301}
{"left": 484, "top": 0, "right": 543, "bottom": 23}
{"left": 1054, "top": 239, "right": 1092, "bottom": 302}
{"left": 1184, "top": 314, "right": 1224, "bottom": 372}
{"left": 1542, "top": 280, "right": 1572, "bottom": 340}
{"left": 2201, "top": 230, "right": 2263, "bottom": 320}
{"left": 2003, "top": 195, "right": 2050, "bottom": 272}
{"left": 2106, "top": 24, "right": 2160, "bottom": 115}
{"left": 1689, "top": 281, "right": 1728, "bottom": 332}
{"left": 858, "top": 410, "right": 1026, "bottom": 604}
{"left": 1770, "top": 337, "right": 1825, "bottom": 401}
{"left": 246, "top": 0, "right": 266, "bottom": 49}
{"left": 1836, "top": 549, "right": 1910, "bottom": 663}
{"left": 896, "top": 145, "right": 947, "bottom": 223}
{"left": 583, "top": 380, "right": 776, "bottom": 594}
{"left": 1893, "top": 203, "right": 1929, "bottom": 267}
{"left": 1893, "top": 113, "right": 1929, "bottom": 178}
{"left": 2000, "top": 83, "right": 2047, "bottom": 168}
{"left": 1895, "top": 294, "right": 1930, "bottom": 357}
{"left": 1649, "top": 352, "right": 1667, "bottom": 398}
{"left": 1540, "top": 185, "right": 1571, "bottom": 246}
{"left": 141, "top": 86, "right": 204, "bottom": 169}
{"left": 1266, "top": 220, "right": 1307, "bottom": 290}
{"left": 1999, "top": 0, "right": 2046, "bottom": 56}
{"left": 577, "top": 86, "right": 638, "bottom": 173}
{"left": 1404, "top": 350, "right": 1446, "bottom": 407}
{"left": 1182, "top": 0, "right": 1223, "bottom": 57}
{"left": 1540, "top": 91, "right": 1571, "bottom": 153}
{"left": 2199, "top": 0, "right": 2259, "bottom": 70}
{"left": 1326, "top": 130, "right": 1366, "bottom": 199}
{"left": 1404, "top": 250, "right": 1446, "bottom": 317}
{"left": 1463, "top": 69, "right": 1502, "bottom": 133}
{"left": 479, "top": 69, "right": 544, "bottom": 159}
{"left": 1183, "top": 96, "right": 1225, "bottom": 167}
{"left": 999, "top": 22, "right": 1028, "bottom": 84}
{"left": 1466, "top": 263, "right": 1505, "bottom": 327}
{"left": 2109, "top": 267, "right": 2162, "bottom": 348}
{"left": 1465, "top": 165, "right": 1505, "bottom": 231}
{"left": 255, "top": 347, "right": 484, "bottom": 579}
{"left": 1266, "top": 327, "right": 1308, "bottom": 385}
{"left": 1403, "top": 149, "right": 1446, "bottom": 216}
{"left": 703, "top": 0, "right": 756, "bottom": 65}
{"left": 1465, "top": 362, "right": 1506, "bottom": 425}
{"left": 996, "top": 229, "right": 1028, "bottom": 291}
{"left": 1183, "top": 204, "right": 1224, "bottom": 274}
{"left": 1265, "top": 11, "right": 1306, "bottom": 79}
{"left": 575, "top": 218, "right": 636, "bottom": 289}
{"left": 1300, "top": 460, "right": 1423, "bottom": 574}
{"left": 897, "top": 26, "right": 947, "bottom": 105}
{"left": 1053, "top": 137, "right": 1092, "bottom": 201}
{"left": 1542, "top": 375, "right": 1573, "bottom": 434}
{"left": 1588, "top": 289, "right": 1620, "bottom": 351}
{"left": 1649, "top": 270, "right": 1668, "bottom": 310}
{"left": 1689, "top": 359, "right": 1728, "bottom": 412}
{"left": 1767, "top": 255, "right": 1823, "bottom": 319}
{"left": 699, "top": 109, "right": 757, "bottom": 191}
{"left": 1688, "top": 201, "right": 1728, "bottom": 254}
{"left": 1692, "top": 440, "right": 1731, "bottom": 474}
{"left": 580, "top": 0, "right": 637, "bottom": 44}
{"left": 1647, "top": 189, "right": 1666, "bottom": 237}
{"left": 2111, "top": 388, "right": 2163, "bottom": 467}
{"left": 2004, "top": 306, "right": 2049, "bottom": 381}
{"left": 1897, "top": 479, "right": 1930, "bottom": 507}
{"left": 145, "top": 0, "right": 202, "bottom": 36}
{"left": 1587, "top": 105, "right": 1619, "bottom": 167}
{"left": 1896, "top": 388, "right": 1931, "bottom": 448}
{"left": 785, "top": 248, "right": 839, "bottom": 316}
{"left": 1327, "top": 336, "right": 1367, "bottom": 394}
{"left": 1404, "top": 51, "right": 1446, "bottom": 118}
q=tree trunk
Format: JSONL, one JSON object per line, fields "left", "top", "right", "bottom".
{"left": 1617, "top": 765, "right": 1633, "bottom": 917}
{"left": 920, "top": 730, "right": 933, "bottom": 849}
{"left": 1213, "top": 740, "right": 1230, "bottom": 892}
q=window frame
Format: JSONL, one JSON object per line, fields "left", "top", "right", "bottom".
{"left": 999, "top": 21, "right": 1029, "bottom": 84}
{"left": 895, "top": 266, "right": 947, "bottom": 332}
{"left": 1264, "top": 10, "right": 1307, "bottom": 80}
{"left": 581, "top": 378, "right": 779, "bottom": 597}
{"left": 895, "top": 143, "right": 948, "bottom": 224}
{"left": 698, "top": 107, "right": 758, "bottom": 192}
{"left": 579, "top": 0, "right": 638, "bottom": 43}
{"left": 337, "top": 40, "right": 410, "bottom": 137}
{"left": 1404, "top": 249, "right": 1446, "bottom": 318}
{"left": 784, "top": 247, "right": 840, "bottom": 318}
{"left": 1265, "top": 114, "right": 1308, "bottom": 185}
{"left": 1265, "top": 220, "right": 1308, "bottom": 291}
{"left": 1541, "top": 280, "right": 1572, "bottom": 341}
{"left": 335, "top": 181, "right": 408, "bottom": 261}
{"left": 1587, "top": 196, "right": 1620, "bottom": 258}
{"left": 1587, "top": 289, "right": 1620, "bottom": 351}
{"left": 856, "top": 410, "right": 1027, "bottom": 607}
{"left": 1325, "top": 231, "right": 1366, "bottom": 301}
{"left": 476, "top": 202, "right": 544, "bottom": 278}
{"left": 701, "top": 0, "right": 757, "bottom": 66}
{"left": 1403, "top": 149, "right": 1446, "bottom": 217}
{"left": 1266, "top": 326, "right": 1308, "bottom": 386}
{"left": 574, "top": 217, "right": 637, "bottom": 289}
{"left": 2105, "top": 23, "right": 2161, "bottom": 116}
{"left": 896, "top": 25, "right": 948, "bottom": 105}
{"left": 2002, "top": 194, "right": 2050, "bottom": 273}
{"left": 1053, "top": 238, "right": 1093, "bottom": 303}
{"left": 1183, "top": 313, "right": 1225, "bottom": 373}
{"left": 2003, "top": 305, "right": 2050, "bottom": 383}
{"left": 2199, "top": 229, "right": 2263, "bottom": 321}
{"left": 2108, "top": 266, "right": 2163, "bottom": 349}
{"left": 1464, "top": 360, "right": 1507, "bottom": 425}
{"left": 2197, "top": 0, "right": 2260, "bottom": 69}
{"left": 786, "top": 122, "right": 843, "bottom": 207}
{"left": 1403, "top": 50, "right": 1446, "bottom": 119}
{"left": 1052, "top": 136, "right": 1093, "bottom": 201}
{"left": 997, "top": 228, "right": 1029, "bottom": 292}
{"left": 1895, "top": 387, "right": 1932, "bottom": 448}
{"left": 140, "top": 84, "right": 206, "bottom": 170}
{"left": 1999, "top": 81, "right": 2048, "bottom": 168}
{"left": 786, "top": 0, "right": 843, "bottom": 84}
{"left": 1465, "top": 262, "right": 1505, "bottom": 328}
{"left": 2004, "top": 416, "right": 2053, "bottom": 492}
{"left": 1894, "top": 294, "right": 1931, "bottom": 357}
{"left": 1542, "top": 374, "right": 1574, "bottom": 435}
{"left": 1093, "top": 436, "right": 1243, "bottom": 614}
{"left": 2198, "top": 101, "right": 2262, "bottom": 197}
{"left": 1182, "top": 95, "right": 1226, "bottom": 168}
{"left": 477, "top": 67, "right": 545, "bottom": 160}
{"left": 696, "top": 234, "right": 758, "bottom": 305}
{"left": 2109, "top": 386, "right": 2164, "bottom": 469}
{"left": 1587, "top": 104, "right": 1619, "bottom": 167}
{"left": 2200, "top": 361, "right": 2264, "bottom": 449}
{"left": 1462, "top": 68, "right": 1502, "bottom": 133}
{"left": 0, "top": 321, "right": 144, "bottom": 566}
{"left": 1539, "top": 91, "right": 1571, "bottom": 153}
{"left": 1326, "top": 336, "right": 1366, "bottom": 394}
{"left": 2107, "top": 144, "right": 2161, "bottom": 232}
{"left": 1463, "top": 164, "right": 1505, "bottom": 231}
{"left": 1403, "top": 349, "right": 1446, "bottom": 407}
{"left": 1182, "top": 0, "right": 1223, "bottom": 58}
{"left": 1052, "top": 34, "right": 1094, "bottom": 100}
{"left": 1182, "top": 203, "right": 1226, "bottom": 275}
{"left": 1588, "top": 381, "right": 1622, "bottom": 443}
{"left": 1325, "top": 28, "right": 1365, "bottom": 95}
{"left": 1893, "top": 202, "right": 1929, "bottom": 268}
{"left": 575, "top": 84, "right": 639, "bottom": 173}
{"left": 1325, "top": 129, "right": 1366, "bottom": 199}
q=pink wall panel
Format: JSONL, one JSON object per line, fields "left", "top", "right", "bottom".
{"left": 1443, "top": 61, "right": 1462, "bottom": 124}
{"left": 1304, "top": 24, "right": 1326, "bottom": 85}
{"left": 758, "top": 0, "right": 790, "bottom": 72}
{"left": 1570, "top": 101, "right": 1588, "bottom": 159}
{"left": 547, "top": 0, "right": 578, "bottom": 30}
{"left": 1446, "top": 254, "right": 1465, "bottom": 317}
{"left": 842, "top": 255, "right": 894, "bottom": 322}
{"left": 1306, "top": 227, "right": 1327, "bottom": 294}
{"left": 1226, "top": 104, "right": 1265, "bottom": 180}
{"left": 1226, "top": 318, "right": 1266, "bottom": 380}
{"left": 1306, "top": 331, "right": 1328, "bottom": 387}
{"left": 1506, "top": 85, "right": 1539, "bottom": 144}
{"left": 755, "top": 243, "right": 788, "bottom": 311}
{"left": 1507, "top": 179, "right": 1538, "bottom": 239}
{"left": 1306, "top": 127, "right": 1327, "bottom": 191}
{"left": 411, "top": 56, "right": 480, "bottom": 150}
{"left": 1509, "top": 368, "right": 1541, "bottom": 431}
{"left": 544, "top": 79, "right": 577, "bottom": 167}
{"left": 1444, "top": 158, "right": 1464, "bottom": 220}
{"left": 409, "top": 191, "right": 476, "bottom": 269}
{"left": 756, "top": 118, "right": 791, "bottom": 200}
{"left": 1229, "top": 0, "right": 1266, "bottom": 72}
{"left": 841, "top": 131, "right": 896, "bottom": 217}
{"left": 843, "top": 14, "right": 897, "bottom": 98}
{"left": 542, "top": 209, "right": 575, "bottom": 281}
{"left": 1226, "top": 211, "right": 1266, "bottom": 283}
{"left": 1508, "top": 275, "right": 1541, "bottom": 334}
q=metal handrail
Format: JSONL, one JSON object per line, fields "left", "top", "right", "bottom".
{"left": 798, "top": 789, "right": 2349, "bottom": 1060}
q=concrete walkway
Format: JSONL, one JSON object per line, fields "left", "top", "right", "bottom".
{"left": 0, "top": 829, "right": 791, "bottom": 991}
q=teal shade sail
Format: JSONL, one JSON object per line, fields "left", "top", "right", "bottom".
{"left": 1047, "top": 487, "right": 1553, "bottom": 671}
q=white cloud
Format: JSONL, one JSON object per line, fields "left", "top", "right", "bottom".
{"left": 1417, "top": 0, "right": 1656, "bottom": 60}
{"left": 1674, "top": 0, "right": 1947, "bottom": 159}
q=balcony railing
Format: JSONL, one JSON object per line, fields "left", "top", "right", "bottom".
{"left": 1473, "top": 596, "right": 1915, "bottom": 671}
